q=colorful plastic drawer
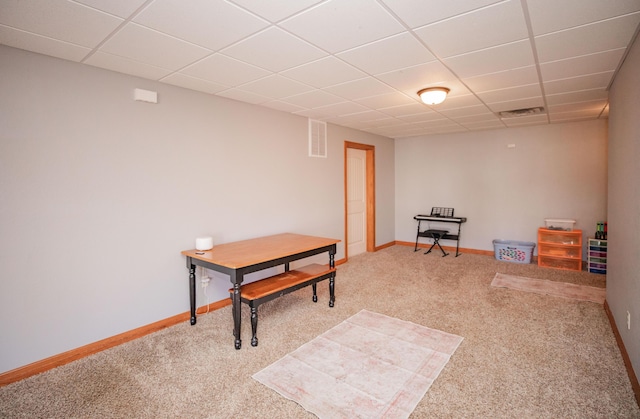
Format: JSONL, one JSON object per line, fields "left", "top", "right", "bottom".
{"left": 539, "top": 244, "right": 581, "bottom": 258}
{"left": 589, "top": 246, "right": 607, "bottom": 252}
{"left": 539, "top": 231, "right": 580, "bottom": 245}
{"left": 538, "top": 255, "right": 582, "bottom": 271}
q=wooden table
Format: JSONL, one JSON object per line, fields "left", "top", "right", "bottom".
{"left": 181, "top": 233, "right": 339, "bottom": 349}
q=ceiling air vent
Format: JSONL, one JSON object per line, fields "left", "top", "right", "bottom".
{"left": 498, "top": 107, "right": 545, "bottom": 118}
{"left": 309, "top": 119, "right": 327, "bottom": 158}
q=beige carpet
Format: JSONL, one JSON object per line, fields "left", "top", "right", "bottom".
{"left": 491, "top": 273, "right": 606, "bottom": 304}
{"left": 1, "top": 246, "right": 638, "bottom": 418}
{"left": 253, "top": 309, "right": 463, "bottom": 418}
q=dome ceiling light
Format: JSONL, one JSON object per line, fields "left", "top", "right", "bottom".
{"left": 417, "top": 87, "right": 450, "bottom": 105}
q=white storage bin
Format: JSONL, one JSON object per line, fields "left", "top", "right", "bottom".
{"left": 544, "top": 218, "right": 576, "bottom": 231}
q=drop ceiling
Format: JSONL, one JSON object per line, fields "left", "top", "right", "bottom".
{"left": 1, "top": 0, "right": 639, "bottom": 139}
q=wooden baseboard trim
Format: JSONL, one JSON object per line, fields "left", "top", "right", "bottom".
{"left": 604, "top": 301, "right": 640, "bottom": 408}
{"left": 374, "top": 241, "right": 395, "bottom": 251}
{"left": 0, "top": 299, "right": 231, "bottom": 387}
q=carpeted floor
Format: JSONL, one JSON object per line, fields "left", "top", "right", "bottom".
{"left": 1, "top": 246, "right": 638, "bottom": 418}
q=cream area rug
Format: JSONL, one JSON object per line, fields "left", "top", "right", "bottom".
{"left": 491, "top": 273, "right": 606, "bottom": 304}
{"left": 252, "top": 309, "right": 463, "bottom": 419}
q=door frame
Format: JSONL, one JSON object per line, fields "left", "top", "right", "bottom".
{"left": 344, "top": 141, "right": 375, "bottom": 261}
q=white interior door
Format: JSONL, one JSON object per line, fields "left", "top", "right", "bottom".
{"left": 347, "top": 148, "right": 367, "bottom": 257}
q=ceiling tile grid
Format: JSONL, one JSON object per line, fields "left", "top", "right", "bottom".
{"left": 1, "top": 0, "right": 639, "bottom": 139}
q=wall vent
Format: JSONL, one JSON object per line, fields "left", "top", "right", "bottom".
{"left": 498, "top": 107, "right": 545, "bottom": 118}
{"left": 308, "top": 119, "right": 327, "bottom": 158}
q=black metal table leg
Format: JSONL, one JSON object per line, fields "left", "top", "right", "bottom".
{"left": 188, "top": 262, "right": 197, "bottom": 325}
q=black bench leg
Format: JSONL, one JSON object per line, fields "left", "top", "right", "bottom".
{"left": 437, "top": 241, "right": 449, "bottom": 257}
{"left": 312, "top": 283, "right": 318, "bottom": 302}
{"left": 250, "top": 305, "right": 258, "bottom": 347}
{"left": 424, "top": 241, "right": 437, "bottom": 255}
{"left": 329, "top": 274, "right": 335, "bottom": 307}
{"left": 424, "top": 235, "right": 448, "bottom": 257}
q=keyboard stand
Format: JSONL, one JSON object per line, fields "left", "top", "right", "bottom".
{"left": 424, "top": 229, "right": 449, "bottom": 257}
{"left": 413, "top": 210, "right": 467, "bottom": 257}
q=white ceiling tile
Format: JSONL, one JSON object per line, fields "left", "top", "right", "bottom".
{"left": 411, "top": 118, "right": 460, "bottom": 128}
{"left": 543, "top": 71, "right": 614, "bottom": 95}
{"left": 527, "top": 0, "right": 640, "bottom": 36}
{"left": 261, "top": 100, "right": 307, "bottom": 113}
{"left": 228, "top": 0, "right": 324, "bottom": 23}
{"left": 100, "top": 23, "right": 211, "bottom": 70}
{"left": 355, "top": 92, "right": 416, "bottom": 109}
{"left": 379, "top": 103, "right": 430, "bottom": 117}
{"left": 415, "top": 0, "right": 528, "bottom": 58}
{"left": 486, "top": 97, "right": 545, "bottom": 113}
{"left": 477, "top": 83, "right": 542, "bottom": 104}
{"left": 535, "top": 13, "right": 640, "bottom": 63}
{"left": 280, "top": 90, "right": 346, "bottom": 108}
{"left": 454, "top": 113, "right": 502, "bottom": 123}
{"left": 0, "top": 25, "right": 91, "bottom": 62}
{"left": 317, "top": 101, "right": 371, "bottom": 115}
{"left": 0, "top": 0, "right": 123, "bottom": 47}
{"left": 463, "top": 65, "right": 539, "bottom": 92}
{"left": 161, "top": 73, "right": 228, "bottom": 94}
{"left": 221, "top": 27, "right": 326, "bottom": 72}
{"left": 545, "top": 89, "right": 609, "bottom": 106}
{"left": 460, "top": 120, "right": 506, "bottom": 130}
{"left": 338, "top": 110, "right": 392, "bottom": 123}
{"left": 280, "top": 56, "right": 366, "bottom": 88}
{"left": 549, "top": 109, "right": 603, "bottom": 122}
{"left": 238, "top": 74, "right": 314, "bottom": 99}
{"left": 444, "top": 39, "right": 535, "bottom": 78}
{"left": 431, "top": 94, "right": 483, "bottom": 110}
{"left": 298, "top": 101, "right": 370, "bottom": 118}
{"left": 337, "top": 32, "right": 436, "bottom": 75}
{"left": 134, "top": 0, "right": 268, "bottom": 51}
{"left": 380, "top": 0, "right": 503, "bottom": 29}
{"left": 548, "top": 100, "right": 608, "bottom": 115}
{"left": 73, "top": 0, "right": 148, "bottom": 18}
{"left": 323, "top": 78, "right": 396, "bottom": 100}
{"left": 539, "top": 49, "right": 626, "bottom": 81}
{"left": 293, "top": 108, "right": 337, "bottom": 119}
{"left": 397, "top": 112, "right": 449, "bottom": 123}
{"left": 426, "top": 124, "right": 467, "bottom": 134}
{"left": 280, "top": 0, "right": 405, "bottom": 53}
{"left": 439, "top": 105, "right": 493, "bottom": 118}
{"left": 216, "top": 88, "right": 271, "bottom": 104}
{"left": 181, "top": 54, "right": 270, "bottom": 87}
{"left": 84, "top": 51, "right": 173, "bottom": 80}
{"left": 376, "top": 61, "right": 457, "bottom": 93}
{"left": 357, "top": 117, "right": 398, "bottom": 128}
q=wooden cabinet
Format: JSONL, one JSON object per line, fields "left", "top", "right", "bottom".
{"left": 537, "top": 228, "right": 583, "bottom": 271}
{"left": 587, "top": 238, "right": 607, "bottom": 274}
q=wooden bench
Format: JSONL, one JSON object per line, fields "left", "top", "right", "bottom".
{"left": 229, "top": 263, "right": 336, "bottom": 346}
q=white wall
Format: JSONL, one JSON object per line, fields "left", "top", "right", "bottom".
{"left": 394, "top": 120, "right": 608, "bottom": 256}
{"left": 0, "top": 45, "right": 395, "bottom": 374}
{"left": 608, "top": 35, "right": 640, "bottom": 381}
